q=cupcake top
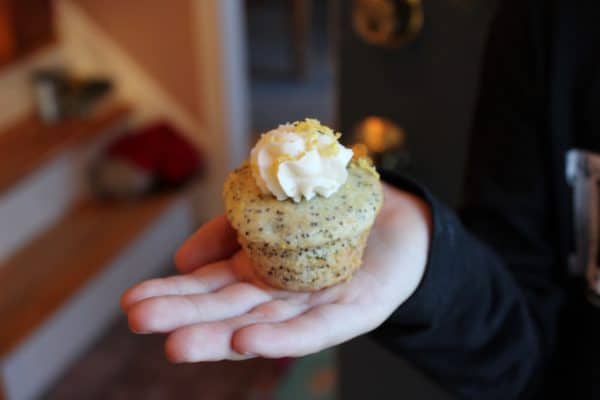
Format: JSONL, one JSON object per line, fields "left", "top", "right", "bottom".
{"left": 224, "top": 119, "right": 383, "bottom": 247}
{"left": 224, "top": 160, "right": 382, "bottom": 247}
{"left": 250, "top": 119, "right": 354, "bottom": 202}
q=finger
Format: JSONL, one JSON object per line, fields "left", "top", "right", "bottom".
{"left": 166, "top": 299, "right": 309, "bottom": 362}
{"left": 175, "top": 215, "right": 239, "bottom": 273}
{"left": 127, "top": 283, "right": 272, "bottom": 333}
{"left": 121, "top": 260, "right": 237, "bottom": 311}
{"left": 165, "top": 321, "right": 236, "bottom": 362}
{"left": 233, "top": 303, "right": 370, "bottom": 358}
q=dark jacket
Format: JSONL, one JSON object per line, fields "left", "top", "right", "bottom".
{"left": 374, "top": 1, "right": 600, "bottom": 398}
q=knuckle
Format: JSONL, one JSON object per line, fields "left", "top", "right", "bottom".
{"left": 252, "top": 302, "right": 284, "bottom": 320}
{"left": 251, "top": 300, "right": 301, "bottom": 321}
{"left": 227, "top": 282, "right": 268, "bottom": 301}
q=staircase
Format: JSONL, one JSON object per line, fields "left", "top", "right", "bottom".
{"left": 0, "top": 105, "right": 196, "bottom": 400}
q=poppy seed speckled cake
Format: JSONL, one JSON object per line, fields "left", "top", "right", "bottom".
{"left": 223, "top": 119, "right": 383, "bottom": 291}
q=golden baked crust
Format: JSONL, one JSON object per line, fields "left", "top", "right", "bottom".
{"left": 223, "top": 159, "right": 383, "bottom": 291}
{"left": 241, "top": 230, "right": 370, "bottom": 291}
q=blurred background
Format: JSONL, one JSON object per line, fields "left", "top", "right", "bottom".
{"left": 0, "top": 0, "right": 496, "bottom": 398}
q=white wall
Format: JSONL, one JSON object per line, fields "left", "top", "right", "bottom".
{"left": 55, "top": 0, "right": 250, "bottom": 219}
{"left": 55, "top": 0, "right": 204, "bottom": 148}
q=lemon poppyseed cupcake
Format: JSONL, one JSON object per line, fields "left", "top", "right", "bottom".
{"left": 223, "top": 119, "right": 383, "bottom": 291}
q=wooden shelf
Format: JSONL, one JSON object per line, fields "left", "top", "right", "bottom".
{"left": 0, "top": 192, "right": 181, "bottom": 358}
{"left": 0, "top": 104, "right": 131, "bottom": 194}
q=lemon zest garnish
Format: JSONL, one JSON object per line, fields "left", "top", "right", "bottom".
{"left": 355, "top": 157, "right": 380, "bottom": 178}
{"left": 320, "top": 141, "right": 340, "bottom": 157}
{"left": 266, "top": 119, "right": 345, "bottom": 165}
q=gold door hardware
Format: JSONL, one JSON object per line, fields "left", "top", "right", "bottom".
{"left": 352, "top": 0, "right": 423, "bottom": 49}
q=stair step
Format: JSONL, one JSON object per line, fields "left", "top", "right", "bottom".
{"left": 0, "top": 191, "right": 194, "bottom": 400}
{"left": 0, "top": 192, "right": 188, "bottom": 359}
{"left": 0, "top": 104, "right": 131, "bottom": 263}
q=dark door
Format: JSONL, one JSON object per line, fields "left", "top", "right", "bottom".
{"left": 336, "top": 0, "right": 497, "bottom": 206}
{"left": 336, "top": 1, "right": 497, "bottom": 398}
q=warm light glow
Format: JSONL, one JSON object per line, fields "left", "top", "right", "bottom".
{"left": 354, "top": 116, "right": 405, "bottom": 154}
{"left": 362, "top": 116, "right": 387, "bottom": 152}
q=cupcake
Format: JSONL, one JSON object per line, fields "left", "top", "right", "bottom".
{"left": 223, "top": 119, "right": 383, "bottom": 291}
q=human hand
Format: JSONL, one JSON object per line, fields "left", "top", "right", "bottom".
{"left": 121, "top": 184, "right": 431, "bottom": 362}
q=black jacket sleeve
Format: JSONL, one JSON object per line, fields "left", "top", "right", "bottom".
{"left": 371, "top": 1, "right": 564, "bottom": 399}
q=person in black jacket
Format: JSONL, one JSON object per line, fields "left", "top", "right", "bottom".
{"left": 121, "top": 1, "right": 600, "bottom": 398}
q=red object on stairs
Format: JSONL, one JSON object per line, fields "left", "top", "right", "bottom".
{"left": 106, "top": 121, "right": 203, "bottom": 185}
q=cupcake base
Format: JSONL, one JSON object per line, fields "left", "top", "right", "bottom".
{"left": 239, "top": 230, "right": 370, "bottom": 291}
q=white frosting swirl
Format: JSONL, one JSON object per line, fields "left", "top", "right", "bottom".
{"left": 250, "top": 120, "right": 353, "bottom": 202}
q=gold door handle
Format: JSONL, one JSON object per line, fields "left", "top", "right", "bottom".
{"left": 352, "top": 0, "right": 423, "bottom": 49}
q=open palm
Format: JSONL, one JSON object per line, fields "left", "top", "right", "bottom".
{"left": 121, "top": 184, "right": 430, "bottom": 362}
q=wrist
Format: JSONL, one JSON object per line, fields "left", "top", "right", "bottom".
{"left": 377, "top": 184, "right": 432, "bottom": 314}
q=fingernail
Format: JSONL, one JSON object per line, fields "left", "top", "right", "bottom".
{"left": 232, "top": 351, "right": 255, "bottom": 360}
{"left": 128, "top": 324, "right": 150, "bottom": 334}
